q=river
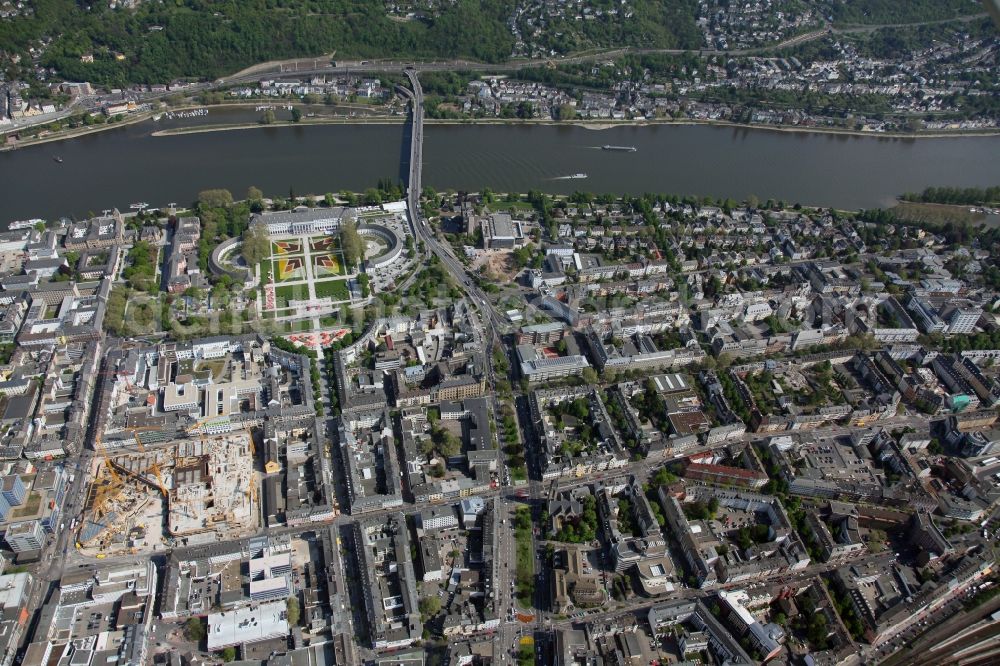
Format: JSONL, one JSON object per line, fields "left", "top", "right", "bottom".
{"left": 2, "top": 108, "right": 1000, "bottom": 225}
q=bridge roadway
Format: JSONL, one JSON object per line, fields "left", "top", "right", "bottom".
{"left": 404, "top": 69, "right": 424, "bottom": 245}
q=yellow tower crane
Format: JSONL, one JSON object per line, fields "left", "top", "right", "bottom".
{"left": 131, "top": 430, "right": 169, "bottom": 497}
{"left": 90, "top": 434, "right": 125, "bottom": 517}
{"left": 78, "top": 434, "right": 127, "bottom": 550}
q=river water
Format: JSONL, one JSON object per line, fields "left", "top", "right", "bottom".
{"left": 2, "top": 107, "right": 999, "bottom": 225}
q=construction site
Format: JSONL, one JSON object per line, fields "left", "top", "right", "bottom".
{"left": 78, "top": 428, "right": 261, "bottom": 558}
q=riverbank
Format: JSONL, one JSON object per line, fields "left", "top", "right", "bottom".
{"left": 567, "top": 117, "right": 1000, "bottom": 140}
{"left": 0, "top": 110, "right": 156, "bottom": 152}
{"left": 151, "top": 116, "right": 407, "bottom": 137}
{"left": 149, "top": 111, "right": 1000, "bottom": 140}
{"left": 8, "top": 102, "right": 1000, "bottom": 148}
{"left": 1, "top": 101, "right": 399, "bottom": 150}
{"left": 890, "top": 200, "right": 999, "bottom": 228}
{"left": 670, "top": 119, "right": 1000, "bottom": 140}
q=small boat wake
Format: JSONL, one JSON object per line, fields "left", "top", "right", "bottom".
{"left": 551, "top": 173, "right": 588, "bottom": 180}
{"left": 588, "top": 144, "right": 637, "bottom": 152}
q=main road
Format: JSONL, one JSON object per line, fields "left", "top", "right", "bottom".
{"left": 402, "top": 70, "right": 534, "bottom": 663}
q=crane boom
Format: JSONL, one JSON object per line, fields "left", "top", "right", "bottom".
{"left": 94, "top": 435, "right": 123, "bottom": 487}
{"left": 89, "top": 434, "right": 125, "bottom": 520}
{"left": 132, "top": 431, "right": 168, "bottom": 497}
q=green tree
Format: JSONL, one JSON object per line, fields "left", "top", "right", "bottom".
{"left": 261, "top": 109, "right": 276, "bottom": 124}
{"left": 242, "top": 224, "right": 271, "bottom": 266}
{"left": 104, "top": 286, "right": 129, "bottom": 334}
{"left": 220, "top": 647, "right": 236, "bottom": 662}
{"left": 357, "top": 272, "right": 371, "bottom": 297}
{"left": 807, "top": 612, "right": 829, "bottom": 648}
{"left": 555, "top": 103, "right": 577, "bottom": 121}
{"left": 419, "top": 595, "right": 442, "bottom": 620}
{"left": 184, "top": 617, "right": 205, "bottom": 643}
{"left": 198, "top": 189, "right": 233, "bottom": 209}
{"left": 291, "top": 107, "right": 302, "bottom": 122}
{"left": 432, "top": 423, "right": 462, "bottom": 457}
{"left": 122, "top": 240, "right": 158, "bottom": 292}
{"left": 340, "top": 220, "right": 363, "bottom": 269}
{"left": 650, "top": 467, "right": 677, "bottom": 487}
{"left": 286, "top": 596, "right": 300, "bottom": 626}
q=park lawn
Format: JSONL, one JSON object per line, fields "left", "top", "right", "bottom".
{"left": 893, "top": 201, "right": 991, "bottom": 227}
{"left": 273, "top": 284, "right": 310, "bottom": 307}
{"left": 272, "top": 256, "right": 306, "bottom": 282}
{"left": 314, "top": 279, "right": 350, "bottom": 302}
{"left": 259, "top": 259, "right": 272, "bottom": 284}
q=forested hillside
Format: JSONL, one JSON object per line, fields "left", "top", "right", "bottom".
{"left": 0, "top": 0, "right": 517, "bottom": 86}
{"left": 0, "top": 0, "right": 700, "bottom": 86}
{"left": 0, "top": 0, "right": 985, "bottom": 87}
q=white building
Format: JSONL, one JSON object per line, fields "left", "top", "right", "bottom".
{"left": 417, "top": 506, "right": 459, "bottom": 532}
{"left": 251, "top": 208, "right": 347, "bottom": 235}
{"left": 743, "top": 301, "right": 773, "bottom": 323}
{"left": 942, "top": 305, "right": 982, "bottom": 335}
{"left": 207, "top": 600, "right": 290, "bottom": 650}
{"left": 4, "top": 520, "right": 43, "bottom": 553}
